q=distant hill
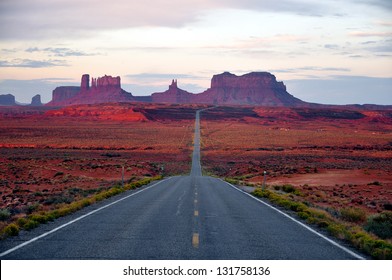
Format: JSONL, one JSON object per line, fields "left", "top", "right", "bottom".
{"left": 0, "top": 94, "right": 16, "bottom": 106}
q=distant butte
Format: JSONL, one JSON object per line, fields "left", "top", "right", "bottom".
{"left": 0, "top": 94, "right": 16, "bottom": 106}
{"left": 46, "top": 74, "right": 135, "bottom": 106}
{"left": 31, "top": 71, "right": 389, "bottom": 109}
{"left": 30, "top": 94, "right": 43, "bottom": 106}
{"left": 46, "top": 71, "right": 312, "bottom": 107}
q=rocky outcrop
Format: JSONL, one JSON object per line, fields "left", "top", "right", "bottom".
{"left": 30, "top": 94, "right": 43, "bottom": 106}
{"left": 47, "top": 74, "right": 134, "bottom": 106}
{"left": 0, "top": 94, "right": 16, "bottom": 106}
{"left": 152, "top": 72, "right": 306, "bottom": 107}
{"left": 46, "top": 71, "right": 308, "bottom": 107}
{"left": 49, "top": 86, "right": 80, "bottom": 106}
{"left": 193, "top": 72, "right": 305, "bottom": 106}
{"left": 91, "top": 75, "right": 121, "bottom": 89}
{"left": 151, "top": 80, "right": 194, "bottom": 103}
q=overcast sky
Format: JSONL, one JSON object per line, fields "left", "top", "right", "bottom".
{"left": 0, "top": 0, "right": 391, "bottom": 104}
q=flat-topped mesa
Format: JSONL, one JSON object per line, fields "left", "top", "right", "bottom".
{"left": 211, "top": 72, "right": 286, "bottom": 91}
{"left": 0, "top": 94, "right": 16, "bottom": 106}
{"left": 194, "top": 71, "right": 303, "bottom": 106}
{"left": 47, "top": 74, "right": 132, "bottom": 106}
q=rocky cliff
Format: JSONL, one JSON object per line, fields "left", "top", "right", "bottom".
{"left": 152, "top": 72, "right": 306, "bottom": 106}
{"left": 47, "top": 74, "right": 134, "bottom": 106}
{"left": 151, "top": 80, "right": 194, "bottom": 104}
{"left": 30, "top": 94, "right": 43, "bottom": 106}
{"left": 46, "top": 71, "right": 307, "bottom": 107}
{"left": 48, "top": 86, "right": 80, "bottom": 105}
{"left": 0, "top": 94, "right": 16, "bottom": 106}
{"left": 193, "top": 72, "right": 305, "bottom": 106}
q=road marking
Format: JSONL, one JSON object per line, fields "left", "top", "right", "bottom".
{"left": 194, "top": 210, "right": 199, "bottom": 217}
{"left": 192, "top": 233, "right": 199, "bottom": 248}
{"left": 220, "top": 179, "right": 366, "bottom": 260}
{"left": 194, "top": 199, "right": 198, "bottom": 204}
{"left": 0, "top": 177, "right": 172, "bottom": 258}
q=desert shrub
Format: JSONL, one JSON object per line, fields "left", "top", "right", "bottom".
{"left": 298, "top": 211, "right": 310, "bottom": 220}
{"left": 327, "top": 223, "right": 352, "bottom": 240}
{"left": 23, "top": 220, "right": 40, "bottom": 231}
{"left": 251, "top": 184, "right": 392, "bottom": 259}
{"left": 3, "top": 223, "right": 19, "bottom": 237}
{"left": 225, "top": 178, "right": 240, "bottom": 185}
{"left": 316, "top": 219, "right": 330, "bottom": 228}
{"left": 367, "top": 181, "right": 382, "bottom": 186}
{"left": 282, "top": 184, "right": 296, "bottom": 193}
{"left": 351, "top": 231, "right": 392, "bottom": 259}
{"left": 54, "top": 171, "right": 64, "bottom": 177}
{"left": 340, "top": 207, "right": 367, "bottom": 223}
{"left": 29, "top": 213, "right": 50, "bottom": 224}
{"left": 307, "top": 208, "right": 328, "bottom": 220}
{"left": 364, "top": 212, "right": 392, "bottom": 239}
{"left": 0, "top": 208, "right": 11, "bottom": 221}
{"left": 289, "top": 202, "right": 307, "bottom": 212}
{"left": 16, "top": 217, "right": 28, "bottom": 227}
{"left": 44, "top": 195, "right": 73, "bottom": 205}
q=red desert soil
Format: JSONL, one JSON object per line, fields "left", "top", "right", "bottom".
{"left": 0, "top": 103, "right": 391, "bottom": 224}
{"left": 200, "top": 106, "right": 392, "bottom": 213}
{"left": 0, "top": 103, "right": 202, "bottom": 217}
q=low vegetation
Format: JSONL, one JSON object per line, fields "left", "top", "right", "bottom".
{"left": 0, "top": 176, "right": 162, "bottom": 239}
{"left": 251, "top": 186, "right": 392, "bottom": 259}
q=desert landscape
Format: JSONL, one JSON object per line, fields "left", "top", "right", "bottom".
{"left": 1, "top": 103, "right": 391, "bottom": 230}
{"left": 201, "top": 106, "right": 392, "bottom": 213}
{"left": 0, "top": 103, "right": 200, "bottom": 230}
{"left": 0, "top": 72, "right": 391, "bottom": 259}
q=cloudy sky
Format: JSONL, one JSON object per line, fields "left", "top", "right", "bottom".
{"left": 0, "top": 0, "right": 391, "bottom": 104}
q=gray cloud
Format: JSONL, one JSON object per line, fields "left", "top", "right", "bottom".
{"left": 358, "top": 0, "right": 392, "bottom": 11}
{"left": 25, "top": 47, "right": 96, "bottom": 57}
{"left": 324, "top": 44, "right": 340, "bottom": 50}
{"left": 0, "top": 0, "right": 337, "bottom": 40}
{"left": 0, "top": 59, "right": 68, "bottom": 68}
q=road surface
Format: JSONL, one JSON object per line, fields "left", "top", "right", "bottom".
{"left": 0, "top": 110, "right": 364, "bottom": 259}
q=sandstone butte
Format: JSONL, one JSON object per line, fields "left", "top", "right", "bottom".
{"left": 44, "top": 72, "right": 310, "bottom": 107}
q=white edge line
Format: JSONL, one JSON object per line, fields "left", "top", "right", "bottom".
{"left": 219, "top": 179, "right": 366, "bottom": 260}
{"left": 0, "top": 177, "right": 172, "bottom": 258}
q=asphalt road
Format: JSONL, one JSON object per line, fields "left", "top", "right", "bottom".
{"left": 0, "top": 110, "right": 364, "bottom": 259}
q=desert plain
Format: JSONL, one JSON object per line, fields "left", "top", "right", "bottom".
{"left": 0, "top": 103, "right": 391, "bottom": 249}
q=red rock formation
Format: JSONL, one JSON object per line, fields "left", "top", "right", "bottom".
{"left": 47, "top": 86, "right": 80, "bottom": 106}
{"left": 30, "top": 94, "right": 42, "bottom": 106}
{"left": 47, "top": 71, "right": 307, "bottom": 107}
{"left": 151, "top": 79, "right": 194, "bottom": 103}
{"left": 47, "top": 74, "right": 134, "bottom": 106}
{"left": 0, "top": 94, "right": 16, "bottom": 106}
{"left": 152, "top": 72, "right": 306, "bottom": 106}
{"left": 81, "top": 74, "right": 90, "bottom": 91}
{"left": 193, "top": 72, "right": 305, "bottom": 106}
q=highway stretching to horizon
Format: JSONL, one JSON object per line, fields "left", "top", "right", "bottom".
{"left": 0, "top": 109, "right": 365, "bottom": 259}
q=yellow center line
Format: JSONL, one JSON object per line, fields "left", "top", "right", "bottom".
{"left": 194, "top": 210, "right": 199, "bottom": 216}
{"left": 192, "top": 233, "right": 199, "bottom": 248}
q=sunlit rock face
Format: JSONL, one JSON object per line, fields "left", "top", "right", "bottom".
{"left": 193, "top": 72, "right": 305, "bottom": 106}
